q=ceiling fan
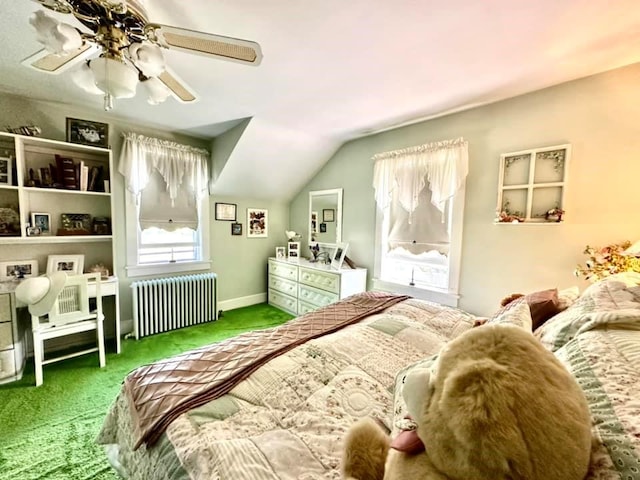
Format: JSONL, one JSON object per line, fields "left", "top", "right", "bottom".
{"left": 23, "top": 0, "right": 263, "bottom": 110}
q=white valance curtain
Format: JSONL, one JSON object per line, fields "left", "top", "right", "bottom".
{"left": 372, "top": 137, "right": 469, "bottom": 219}
{"left": 118, "top": 133, "right": 210, "bottom": 231}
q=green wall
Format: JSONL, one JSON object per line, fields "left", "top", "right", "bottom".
{"left": 290, "top": 62, "right": 640, "bottom": 316}
{"left": 0, "top": 93, "right": 289, "bottom": 326}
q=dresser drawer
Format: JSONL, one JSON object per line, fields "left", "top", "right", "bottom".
{"left": 297, "top": 299, "right": 319, "bottom": 316}
{"left": 0, "top": 349, "right": 16, "bottom": 381}
{"left": 298, "top": 283, "right": 339, "bottom": 309}
{"left": 0, "top": 322, "right": 13, "bottom": 351}
{"left": 0, "top": 294, "right": 12, "bottom": 322}
{"left": 268, "top": 275, "right": 298, "bottom": 298}
{"left": 269, "top": 289, "right": 298, "bottom": 315}
{"left": 299, "top": 267, "right": 340, "bottom": 294}
{"left": 269, "top": 260, "right": 298, "bottom": 281}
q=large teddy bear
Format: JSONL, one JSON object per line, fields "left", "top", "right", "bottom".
{"left": 342, "top": 324, "right": 593, "bottom": 480}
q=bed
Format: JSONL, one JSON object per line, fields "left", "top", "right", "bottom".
{"left": 97, "top": 276, "right": 640, "bottom": 479}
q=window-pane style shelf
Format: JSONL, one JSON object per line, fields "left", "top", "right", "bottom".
{"left": 496, "top": 144, "right": 570, "bottom": 224}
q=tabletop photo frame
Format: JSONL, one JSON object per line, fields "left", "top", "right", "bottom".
{"left": 0, "top": 259, "right": 38, "bottom": 280}
{"left": 46, "top": 254, "right": 85, "bottom": 275}
{"left": 331, "top": 242, "right": 349, "bottom": 270}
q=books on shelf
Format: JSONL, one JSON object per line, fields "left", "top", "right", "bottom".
{"left": 32, "top": 156, "right": 106, "bottom": 192}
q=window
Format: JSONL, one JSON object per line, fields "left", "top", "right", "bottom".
{"left": 372, "top": 138, "right": 468, "bottom": 307}
{"left": 119, "top": 133, "right": 211, "bottom": 277}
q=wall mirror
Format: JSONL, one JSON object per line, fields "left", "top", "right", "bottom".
{"left": 309, "top": 188, "right": 343, "bottom": 244}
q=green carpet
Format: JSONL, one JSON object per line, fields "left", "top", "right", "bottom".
{"left": 0, "top": 303, "right": 294, "bottom": 480}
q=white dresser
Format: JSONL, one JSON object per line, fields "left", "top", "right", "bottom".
{"left": 0, "top": 287, "right": 26, "bottom": 384}
{"left": 268, "top": 257, "right": 367, "bottom": 315}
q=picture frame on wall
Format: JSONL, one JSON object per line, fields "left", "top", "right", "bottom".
{"left": 31, "top": 212, "right": 51, "bottom": 235}
{"left": 46, "top": 254, "right": 85, "bottom": 275}
{"left": 323, "top": 208, "right": 335, "bottom": 222}
{"left": 247, "top": 208, "right": 268, "bottom": 238}
{"left": 66, "top": 117, "right": 109, "bottom": 148}
{"left": 215, "top": 202, "right": 237, "bottom": 221}
{"left": 0, "top": 259, "right": 38, "bottom": 280}
{"left": 231, "top": 223, "right": 242, "bottom": 235}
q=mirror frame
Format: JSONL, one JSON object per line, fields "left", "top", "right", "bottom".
{"left": 309, "top": 188, "right": 343, "bottom": 244}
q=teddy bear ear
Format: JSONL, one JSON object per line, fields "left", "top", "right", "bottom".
{"left": 403, "top": 368, "right": 432, "bottom": 420}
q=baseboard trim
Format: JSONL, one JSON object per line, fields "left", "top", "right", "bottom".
{"left": 219, "top": 293, "right": 266, "bottom": 313}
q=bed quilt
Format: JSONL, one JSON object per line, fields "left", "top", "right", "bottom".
{"left": 97, "top": 299, "right": 475, "bottom": 479}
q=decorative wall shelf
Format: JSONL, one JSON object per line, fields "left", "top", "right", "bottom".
{"left": 495, "top": 144, "right": 570, "bottom": 224}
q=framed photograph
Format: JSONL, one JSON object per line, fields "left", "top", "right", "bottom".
{"left": 0, "top": 259, "right": 38, "bottom": 280}
{"left": 311, "top": 211, "right": 318, "bottom": 234}
{"left": 31, "top": 212, "right": 51, "bottom": 235}
{"left": 0, "top": 205, "right": 20, "bottom": 236}
{"left": 66, "top": 117, "right": 109, "bottom": 148}
{"left": 60, "top": 213, "right": 92, "bottom": 235}
{"left": 46, "top": 254, "right": 85, "bottom": 275}
{"left": 247, "top": 208, "right": 268, "bottom": 238}
{"left": 323, "top": 208, "right": 335, "bottom": 222}
{"left": 231, "top": 222, "right": 242, "bottom": 235}
{"left": 331, "top": 242, "right": 349, "bottom": 270}
{"left": 0, "top": 156, "right": 11, "bottom": 185}
{"left": 215, "top": 202, "right": 237, "bottom": 221}
{"left": 275, "top": 246, "right": 286, "bottom": 259}
{"left": 320, "top": 223, "right": 327, "bottom": 233}
{"left": 287, "top": 241, "right": 300, "bottom": 258}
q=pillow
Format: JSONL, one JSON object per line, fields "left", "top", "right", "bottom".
{"left": 487, "top": 297, "right": 533, "bottom": 331}
{"left": 557, "top": 286, "right": 580, "bottom": 310}
{"left": 524, "top": 288, "right": 562, "bottom": 330}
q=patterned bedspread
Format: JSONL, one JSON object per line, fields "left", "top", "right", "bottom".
{"left": 97, "top": 275, "right": 640, "bottom": 479}
{"left": 97, "top": 299, "right": 475, "bottom": 479}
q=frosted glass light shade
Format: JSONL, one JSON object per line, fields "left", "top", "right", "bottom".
{"left": 89, "top": 56, "right": 138, "bottom": 98}
{"left": 129, "top": 42, "right": 165, "bottom": 78}
{"left": 141, "top": 76, "right": 171, "bottom": 104}
{"left": 71, "top": 62, "right": 104, "bottom": 95}
{"left": 29, "top": 10, "right": 82, "bottom": 55}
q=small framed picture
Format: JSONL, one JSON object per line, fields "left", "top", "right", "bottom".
{"left": 46, "top": 254, "right": 85, "bottom": 275}
{"left": 31, "top": 212, "right": 51, "bottom": 235}
{"left": 323, "top": 209, "right": 335, "bottom": 222}
{"left": 231, "top": 223, "right": 242, "bottom": 235}
{"left": 275, "top": 246, "right": 286, "bottom": 259}
{"left": 0, "top": 259, "right": 38, "bottom": 280}
{"left": 287, "top": 241, "right": 300, "bottom": 258}
{"left": 331, "top": 242, "right": 349, "bottom": 270}
{"left": 66, "top": 117, "right": 109, "bottom": 148}
{"left": 320, "top": 223, "right": 327, "bottom": 233}
{"left": 215, "top": 202, "right": 237, "bottom": 221}
{"left": 0, "top": 156, "right": 12, "bottom": 185}
{"left": 311, "top": 211, "right": 318, "bottom": 234}
{"left": 247, "top": 208, "right": 268, "bottom": 238}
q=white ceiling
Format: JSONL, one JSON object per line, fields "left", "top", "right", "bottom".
{"left": 1, "top": 0, "right": 640, "bottom": 199}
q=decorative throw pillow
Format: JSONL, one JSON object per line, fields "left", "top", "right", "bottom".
{"left": 487, "top": 297, "right": 533, "bottom": 331}
{"left": 525, "top": 288, "right": 562, "bottom": 330}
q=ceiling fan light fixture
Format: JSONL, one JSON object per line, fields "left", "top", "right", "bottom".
{"left": 128, "top": 42, "right": 165, "bottom": 78}
{"left": 71, "top": 61, "right": 104, "bottom": 95}
{"left": 29, "top": 10, "right": 82, "bottom": 55}
{"left": 141, "top": 76, "right": 171, "bottom": 105}
{"left": 89, "top": 56, "right": 138, "bottom": 99}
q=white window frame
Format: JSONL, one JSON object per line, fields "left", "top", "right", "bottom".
{"left": 124, "top": 191, "right": 211, "bottom": 278}
{"left": 373, "top": 187, "right": 465, "bottom": 308}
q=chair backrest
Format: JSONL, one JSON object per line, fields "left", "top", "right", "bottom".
{"left": 46, "top": 273, "right": 101, "bottom": 327}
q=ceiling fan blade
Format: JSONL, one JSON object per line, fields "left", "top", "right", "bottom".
{"left": 158, "top": 67, "right": 198, "bottom": 103}
{"left": 151, "top": 24, "right": 262, "bottom": 66}
{"left": 21, "top": 43, "right": 98, "bottom": 74}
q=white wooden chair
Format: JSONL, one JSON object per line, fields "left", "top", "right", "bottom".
{"left": 30, "top": 273, "right": 105, "bottom": 386}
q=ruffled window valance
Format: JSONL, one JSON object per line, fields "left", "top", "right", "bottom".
{"left": 372, "top": 137, "right": 469, "bottom": 219}
{"left": 118, "top": 133, "right": 210, "bottom": 231}
{"left": 119, "top": 132, "right": 210, "bottom": 204}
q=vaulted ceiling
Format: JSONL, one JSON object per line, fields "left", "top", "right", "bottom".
{"left": 1, "top": 0, "right": 640, "bottom": 199}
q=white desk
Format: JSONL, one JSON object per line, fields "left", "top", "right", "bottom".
{"left": 6, "top": 276, "right": 121, "bottom": 354}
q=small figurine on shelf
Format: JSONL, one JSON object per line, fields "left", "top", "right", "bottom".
{"left": 545, "top": 207, "right": 565, "bottom": 222}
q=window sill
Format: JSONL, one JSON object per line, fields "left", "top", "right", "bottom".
{"left": 372, "top": 278, "right": 459, "bottom": 308}
{"left": 126, "top": 261, "right": 212, "bottom": 278}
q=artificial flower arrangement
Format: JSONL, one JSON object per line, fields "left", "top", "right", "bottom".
{"left": 574, "top": 240, "right": 640, "bottom": 282}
